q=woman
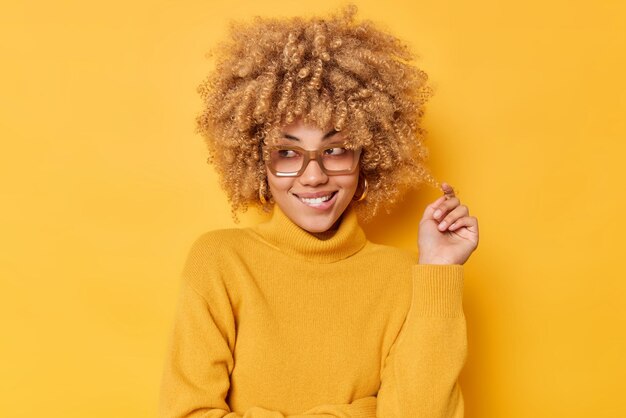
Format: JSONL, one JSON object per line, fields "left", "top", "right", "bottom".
{"left": 159, "top": 5, "right": 479, "bottom": 418}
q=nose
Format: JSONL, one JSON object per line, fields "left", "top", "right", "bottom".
{"left": 298, "top": 159, "right": 328, "bottom": 186}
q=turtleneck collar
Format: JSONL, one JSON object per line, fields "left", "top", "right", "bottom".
{"left": 250, "top": 204, "right": 368, "bottom": 264}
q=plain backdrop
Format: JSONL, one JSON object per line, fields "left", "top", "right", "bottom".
{"left": 1, "top": 0, "right": 625, "bottom": 417}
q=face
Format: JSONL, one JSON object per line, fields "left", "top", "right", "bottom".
{"left": 265, "top": 119, "right": 360, "bottom": 235}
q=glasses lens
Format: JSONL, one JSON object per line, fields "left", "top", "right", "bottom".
{"left": 320, "top": 146, "right": 356, "bottom": 172}
{"left": 268, "top": 148, "right": 304, "bottom": 174}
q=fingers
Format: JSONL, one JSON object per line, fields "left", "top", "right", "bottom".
{"left": 449, "top": 216, "right": 479, "bottom": 237}
{"left": 424, "top": 195, "right": 447, "bottom": 219}
{"left": 431, "top": 182, "right": 470, "bottom": 230}
{"left": 442, "top": 182, "right": 456, "bottom": 200}
{"left": 424, "top": 182, "right": 466, "bottom": 226}
{"left": 437, "top": 204, "right": 469, "bottom": 231}
{"left": 433, "top": 197, "right": 464, "bottom": 220}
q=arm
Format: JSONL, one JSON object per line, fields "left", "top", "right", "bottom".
{"left": 158, "top": 254, "right": 377, "bottom": 418}
{"left": 377, "top": 264, "right": 467, "bottom": 418}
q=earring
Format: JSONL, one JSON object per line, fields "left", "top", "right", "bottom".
{"left": 353, "top": 176, "right": 368, "bottom": 202}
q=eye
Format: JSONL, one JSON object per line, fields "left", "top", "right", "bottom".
{"left": 277, "top": 149, "right": 298, "bottom": 158}
{"left": 323, "top": 147, "right": 347, "bottom": 156}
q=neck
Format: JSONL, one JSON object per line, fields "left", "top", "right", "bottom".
{"left": 250, "top": 203, "right": 367, "bottom": 263}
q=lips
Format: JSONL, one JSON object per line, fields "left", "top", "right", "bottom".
{"left": 291, "top": 190, "right": 338, "bottom": 199}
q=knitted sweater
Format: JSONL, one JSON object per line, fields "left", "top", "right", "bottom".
{"left": 158, "top": 203, "right": 467, "bottom": 418}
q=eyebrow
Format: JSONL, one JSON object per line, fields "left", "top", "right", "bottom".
{"left": 282, "top": 129, "right": 338, "bottom": 142}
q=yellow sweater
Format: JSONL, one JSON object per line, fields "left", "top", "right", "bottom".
{"left": 159, "top": 204, "right": 466, "bottom": 418}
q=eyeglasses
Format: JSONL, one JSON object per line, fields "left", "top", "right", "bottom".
{"left": 263, "top": 143, "right": 362, "bottom": 177}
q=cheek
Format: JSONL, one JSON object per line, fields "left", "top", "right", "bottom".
{"left": 332, "top": 173, "right": 360, "bottom": 199}
{"left": 342, "top": 173, "right": 360, "bottom": 190}
{"left": 265, "top": 170, "right": 293, "bottom": 194}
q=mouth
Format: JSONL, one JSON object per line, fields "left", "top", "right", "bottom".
{"left": 290, "top": 190, "right": 338, "bottom": 209}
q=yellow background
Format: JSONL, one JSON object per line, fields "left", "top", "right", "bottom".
{"left": 1, "top": 0, "right": 625, "bottom": 417}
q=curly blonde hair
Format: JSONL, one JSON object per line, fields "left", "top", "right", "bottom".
{"left": 196, "top": 4, "right": 442, "bottom": 222}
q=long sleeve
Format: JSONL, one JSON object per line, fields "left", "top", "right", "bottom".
{"left": 376, "top": 264, "right": 467, "bottom": 418}
{"left": 158, "top": 278, "right": 378, "bottom": 418}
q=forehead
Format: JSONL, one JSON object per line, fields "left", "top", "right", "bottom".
{"left": 282, "top": 119, "right": 333, "bottom": 135}
{"left": 274, "top": 119, "right": 344, "bottom": 145}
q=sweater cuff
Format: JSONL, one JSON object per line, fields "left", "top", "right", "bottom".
{"left": 411, "top": 264, "right": 464, "bottom": 317}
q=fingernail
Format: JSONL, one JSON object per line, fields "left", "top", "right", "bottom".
{"left": 438, "top": 221, "right": 447, "bottom": 230}
{"left": 434, "top": 209, "right": 441, "bottom": 218}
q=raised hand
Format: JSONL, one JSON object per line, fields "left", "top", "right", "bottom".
{"left": 417, "top": 182, "right": 479, "bottom": 265}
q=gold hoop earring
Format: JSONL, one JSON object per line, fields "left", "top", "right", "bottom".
{"left": 353, "top": 176, "right": 368, "bottom": 202}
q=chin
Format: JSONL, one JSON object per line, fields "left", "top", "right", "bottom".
{"left": 274, "top": 188, "right": 355, "bottom": 234}
{"left": 296, "top": 203, "right": 350, "bottom": 234}
{"left": 293, "top": 214, "right": 335, "bottom": 234}
{"left": 301, "top": 221, "right": 334, "bottom": 234}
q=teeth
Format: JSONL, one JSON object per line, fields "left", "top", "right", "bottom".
{"left": 299, "top": 193, "right": 334, "bottom": 205}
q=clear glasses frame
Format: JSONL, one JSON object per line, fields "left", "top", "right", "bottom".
{"left": 263, "top": 143, "right": 362, "bottom": 177}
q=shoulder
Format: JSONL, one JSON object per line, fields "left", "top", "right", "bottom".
{"left": 183, "top": 227, "right": 257, "bottom": 266}
{"left": 187, "top": 227, "right": 249, "bottom": 251}
{"left": 180, "top": 227, "right": 250, "bottom": 292}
